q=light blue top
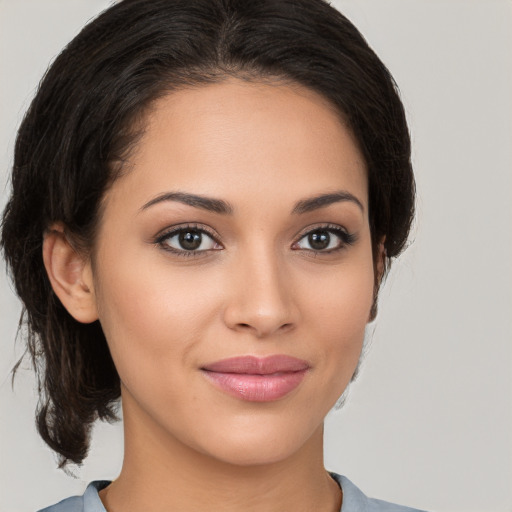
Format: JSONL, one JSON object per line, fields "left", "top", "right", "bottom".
{"left": 38, "top": 473, "right": 427, "bottom": 512}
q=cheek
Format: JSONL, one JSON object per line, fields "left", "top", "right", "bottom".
{"left": 304, "top": 249, "right": 375, "bottom": 335}
{"left": 300, "top": 247, "right": 375, "bottom": 384}
{"left": 91, "top": 254, "right": 222, "bottom": 390}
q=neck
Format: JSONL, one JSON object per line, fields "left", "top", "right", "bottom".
{"left": 100, "top": 394, "right": 342, "bottom": 512}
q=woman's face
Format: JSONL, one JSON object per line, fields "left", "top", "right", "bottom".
{"left": 88, "top": 79, "right": 375, "bottom": 466}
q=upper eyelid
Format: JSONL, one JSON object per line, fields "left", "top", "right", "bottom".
{"left": 155, "top": 223, "right": 220, "bottom": 242}
{"left": 294, "top": 223, "right": 350, "bottom": 240}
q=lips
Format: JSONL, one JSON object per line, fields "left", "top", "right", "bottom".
{"left": 201, "top": 355, "right": 310, "bottom": 402}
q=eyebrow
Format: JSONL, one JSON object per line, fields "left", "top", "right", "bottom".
{"left": 141, "top": 191, "right": 234, "bottom": 214}
{"left": 292, "top": 191, "right": 364, "bottom": 214}
{"left": 140, "top": 189, "right": 363, "bottom": 216}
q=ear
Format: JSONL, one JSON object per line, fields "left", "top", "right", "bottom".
{"left": 375, "top": 237, "right": 386, "bottom": 286}
{"left": 368, "top": 238, "right": 386, "bottom": 322}
{"left": 42, "top": 224, "right": 99, "bottom": 324}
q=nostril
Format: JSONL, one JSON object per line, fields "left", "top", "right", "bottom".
{"left": 234, "top": 321, "right": 294, "bottom": 336}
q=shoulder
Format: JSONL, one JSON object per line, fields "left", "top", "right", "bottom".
{"left": 330, "top": 473, "right": 428, "bottom": 512}
{"left": 37, "top": 481, "right": 110, "bottom": 512}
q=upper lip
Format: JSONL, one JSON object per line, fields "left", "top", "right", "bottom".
{"left": 201, "top": 355, "right": 310, "bottom": 375}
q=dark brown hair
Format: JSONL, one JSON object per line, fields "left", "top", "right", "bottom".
{"left": 1, "top": 0, "right": 414, "bottom": 466}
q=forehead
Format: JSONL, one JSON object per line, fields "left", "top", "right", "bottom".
{"left": 104, "top": 79, "right": 368, "bottom": 215}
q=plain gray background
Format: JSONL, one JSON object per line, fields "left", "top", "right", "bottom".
{"left": 1, "top": 1, "right": 511, "bottom": 511}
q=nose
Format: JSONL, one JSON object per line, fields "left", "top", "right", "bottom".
{"left": 222, "top": 249, "right": 298, "bottom": 338}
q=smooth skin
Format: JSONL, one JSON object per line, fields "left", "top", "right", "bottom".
{"left": 43, "top": 79, "right": 382, "bottom": 512}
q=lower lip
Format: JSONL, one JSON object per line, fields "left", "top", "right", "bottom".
{"left": 202, "top": 370, "right": 308, "bottom": 402}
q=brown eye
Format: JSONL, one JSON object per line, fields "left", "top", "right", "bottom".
{"left": 179, "top": 230, "right": 203, "bottom": 250}
{"left": 159, "top": 228, "right": 219, "bottom": 252}
{"left": 294, "top": 227, "right": 355, "bottom": 252}
{"left": 307, "top": 230, "right": 330, "bottom": 250}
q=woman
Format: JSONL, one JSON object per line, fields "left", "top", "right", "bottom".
{"left": 1, "top": 0, "right": 421, "bottom": 510}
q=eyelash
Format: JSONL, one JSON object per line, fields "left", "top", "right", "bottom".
{"left": 155, "top": 224, "right": 222, "bottom": 257}
{"left": 154, "top": 223, "right": 357, "bottom": 258}
{"left": 292, "top": 224, "right": 357, "bottom": 255}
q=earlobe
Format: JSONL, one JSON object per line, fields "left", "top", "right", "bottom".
{"left": 42, "top": 224, "right": 99, "bottom": 324}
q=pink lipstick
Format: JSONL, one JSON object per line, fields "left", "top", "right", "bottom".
{"left": 201, "top": 355, "right": 309, "bottom": 402}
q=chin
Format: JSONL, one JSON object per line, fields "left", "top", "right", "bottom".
{"left": 191, "top": 413, "right": 324, "bottom": 468}
{"left": 204, "top": 439, "right": 303, "bottom": 467}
